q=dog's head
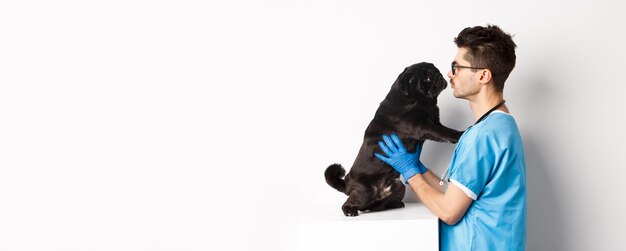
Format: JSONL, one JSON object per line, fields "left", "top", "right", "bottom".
{"left": 396, "top": 62, "right": 447, "bottom": 100}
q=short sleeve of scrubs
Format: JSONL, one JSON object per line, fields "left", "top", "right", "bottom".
{"left": 448, "top": 125, "right": 498, "bottom": 200}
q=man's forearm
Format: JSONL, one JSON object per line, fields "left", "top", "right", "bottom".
{"left": 421, "top": 170, "right": 446, "bottom": 193}
{"left": 406, "top": 174, "right": 448, "bottom": 221}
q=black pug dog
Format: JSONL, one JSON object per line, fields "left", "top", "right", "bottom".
{"left": 324, "top": 62, "right": 463, "bottom": 216}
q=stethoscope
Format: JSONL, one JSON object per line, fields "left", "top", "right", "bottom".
{"left": 438, "top": 100, "right": 506, "bottom": 186}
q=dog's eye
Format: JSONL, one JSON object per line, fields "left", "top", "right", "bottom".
{"left": 425, "top": 77, "right": 431, "bottom": 82}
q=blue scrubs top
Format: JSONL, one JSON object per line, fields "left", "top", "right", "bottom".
{"left": 440, "top": 111, "right": 527, "bottom": 251}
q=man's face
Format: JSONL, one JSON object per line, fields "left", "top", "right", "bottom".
{"left": 447, "top": 47, "right": 481, "bottom": 100}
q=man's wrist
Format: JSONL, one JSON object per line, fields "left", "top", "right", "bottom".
{"left": 402, "top": 167, "right": 422, "bottom": 184}
{"left": 417, "top": 160, "right": 428, "bottom": 173}
{"left": 406, "top": 172, "right": 424, "bottom": 185}
{"left": 401, "top": 161, "right": 427, "bottom": 184}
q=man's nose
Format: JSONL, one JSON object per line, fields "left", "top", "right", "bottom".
{"left": 447, "top": 70, "right": 454, "bottom": 79}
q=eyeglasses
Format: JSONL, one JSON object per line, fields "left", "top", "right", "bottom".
{"left": 451, "top": 62, "right": 486, "bottom": 75}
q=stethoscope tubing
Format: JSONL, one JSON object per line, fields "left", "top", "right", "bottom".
{"left": 437, "top": 100, "right": 506, "bottom": 186}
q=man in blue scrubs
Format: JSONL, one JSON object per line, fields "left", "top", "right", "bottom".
{"left": 375, "top": 25, "right": 526, "bottom": 250}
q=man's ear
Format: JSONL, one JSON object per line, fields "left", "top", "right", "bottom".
{"left": 478, "top": 69, "right": 492, "bottom": 84}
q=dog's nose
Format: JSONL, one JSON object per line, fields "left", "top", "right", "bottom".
{"left": 439, "top": 75, "right": 447, "bottom": 87}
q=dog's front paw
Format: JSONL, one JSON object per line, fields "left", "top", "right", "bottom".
{"left": 342, "top": 206, "right": 359, "bottom": 217}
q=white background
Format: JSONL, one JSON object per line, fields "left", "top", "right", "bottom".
{"left": 1, "top": 0, "right": 625, "bottom": 250}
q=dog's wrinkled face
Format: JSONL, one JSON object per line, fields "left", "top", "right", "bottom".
{"left": 398, "top": 62, "right": 447, "bottom": 99}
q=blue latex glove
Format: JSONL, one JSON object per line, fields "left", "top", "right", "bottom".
{"left": 374, "top": 133, "right": 428, "bottom": 183}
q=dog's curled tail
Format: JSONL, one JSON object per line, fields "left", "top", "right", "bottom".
{"left": 325, "top": 163, "right": 347, "bottom": 194}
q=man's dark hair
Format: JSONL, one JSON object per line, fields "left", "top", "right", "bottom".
{"left": 454, "top": 25, "right": 517, "bottom": 92}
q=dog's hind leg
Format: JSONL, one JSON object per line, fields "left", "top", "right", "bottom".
{"left": 383, "top": 180, "right": 406, "bottom": 209}
{"left": 367, "top": 180, "right": 406, "bottom": 212}
{"left": 341, "top": 182, "right": 375, "bottom": 217}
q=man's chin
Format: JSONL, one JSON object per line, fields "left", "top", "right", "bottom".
{"left": 453, "top": 92, "right": 469, "bottom": 100}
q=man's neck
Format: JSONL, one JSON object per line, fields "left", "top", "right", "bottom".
{"left": 468, "top": 92, "right": 506, "bottom": 121}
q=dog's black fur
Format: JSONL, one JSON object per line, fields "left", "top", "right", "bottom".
{"left": 325, "top": 62, "right": 463, "bottom": 216}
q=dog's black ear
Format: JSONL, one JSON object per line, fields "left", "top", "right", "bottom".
{"left": 400, "top": 77, "right": 412, "bottom": 96}
{"left": 399, "top": 68, "right": 413, "bottom": 96}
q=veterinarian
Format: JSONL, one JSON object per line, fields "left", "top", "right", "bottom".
{"left": 375, "top": 25, "right": 526, "bottom": 251}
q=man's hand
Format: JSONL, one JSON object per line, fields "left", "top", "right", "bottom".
{"left": 374, "top": 133, "right": 428, "bottom": 183}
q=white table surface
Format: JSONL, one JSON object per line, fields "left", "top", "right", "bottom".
{"left": 299, "top": 202, "right": 438, "bottom": 222}
{"left": 298, "top": 203, "right": 439, "bottom": 251}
